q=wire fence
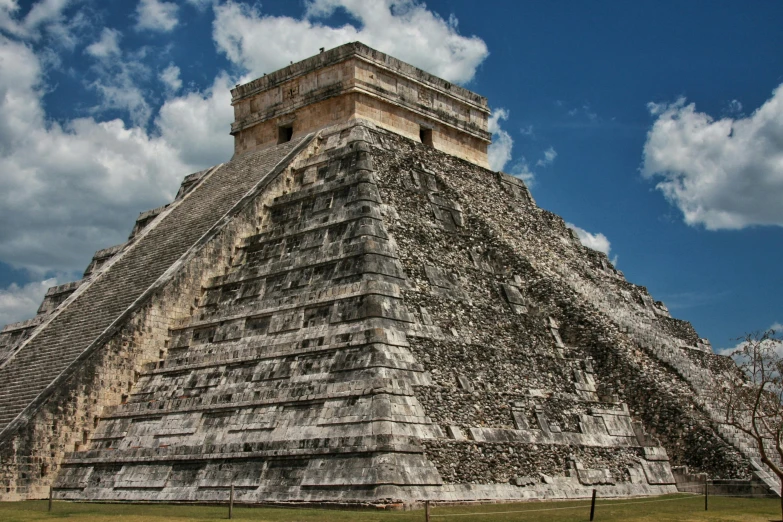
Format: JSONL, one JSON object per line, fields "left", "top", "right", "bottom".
{"left": 423, "top": 480, "right": 779, "bottom": 521}
{"left": 427, "top": 495, "right": 701, "bottom": 520}
{"left": 44, "top": 479, "right": 779, "bottom": 521}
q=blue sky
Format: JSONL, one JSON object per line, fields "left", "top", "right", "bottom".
{"left": 0, "top": 0, "right": 780, "bottom": 352}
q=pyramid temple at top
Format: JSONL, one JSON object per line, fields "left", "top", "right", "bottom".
{"left": 0, "top": 42, "right": 777, "bottom": 506}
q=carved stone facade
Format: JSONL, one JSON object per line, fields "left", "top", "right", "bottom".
{"left": 0, "top": 43, "right": 774, "bottom": 506}
{"left": 230, "top": 42, "right": 491, "bottom": 167}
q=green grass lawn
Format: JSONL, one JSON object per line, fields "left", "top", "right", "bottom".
{"left": 0, "top": 494, "right": 779, "bottom": 522}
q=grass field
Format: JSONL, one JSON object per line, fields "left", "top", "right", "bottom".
{"left": 0, "top": 494, "right": 779, "bottom": 522}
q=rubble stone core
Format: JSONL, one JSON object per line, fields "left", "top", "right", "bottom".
{"left": 0, "top": 43, "right": 774, "bottom": 505}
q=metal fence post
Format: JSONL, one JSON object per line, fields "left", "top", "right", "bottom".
{"left": 590, "top": 488, "right": 597, "bottom": 521}
{"left": 704, "top": 475, "right": 708, "bottom": 511}
{"left": 48, "top": 486, "right": 53, "bottom": 512}
{"left": 229, "top": 484, "right": 234, "bottom": 519}
{"left": 425, "top": 500, "right": 430, "bottom": 522}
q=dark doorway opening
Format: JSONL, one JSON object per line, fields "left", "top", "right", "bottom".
{"left": 419, "top": 127, "right": 433, "bottom": 147}
{"left": 278, "top": 125, "right": 294, "bottom": 144}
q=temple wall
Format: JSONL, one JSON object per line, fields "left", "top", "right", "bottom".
{"left": 234, "top": 95, "right": 354, "bottom": 155}
{"left": 235, "top": 92, "right": 488, "bottom": 168}
{"left": 231, "top": 45, "right": 490, "bottom": 167}
{"left": 354, "top": 95, "right": 488, "bottom": 168}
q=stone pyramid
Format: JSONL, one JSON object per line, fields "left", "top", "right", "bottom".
{"left": 0, "top": 42, "right": 771, "bottom": 506}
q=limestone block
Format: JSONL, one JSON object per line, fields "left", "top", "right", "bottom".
{"left": 501, "top": 284, "right": 528, "bottom": 314}
{"left": 456, "top": 375, "right": 474, "bottom": 392}
{"left": 550, "top": 327, "right": 565, "bottom": 348}
{"left": 446, "top": 426, "right": 465, "bottom": 440}
{"left": 578, "top": 415, "right": 608, "bottom": 436}
{"left": 643, "top": 447, "right": 670, "bottom": 461}
{"left": 535, "top": 409, "right": 551, "bottom": 433}
{"left": 269, "top": 310, "right": 304, "bottom": 333}
{"left": 512, "top": 411, "right": 530, "bottom": 430}
{"left": 599, "top": 414, "right": 635, "bottom": 437}
{"left": 641, "top": 460, "right": 676, "bottom": 485}
{"left": 115, "top": 464, "right": 172, "bottom": 489}
{"left": 627, "top": 466, "right": 646, "bottom": 484}
{"left": 53, "top": 466, "right": 92, "bottom": 489}
{"left": 511, "top": 476, "right": 537, "bottom": 487}
{"left": 198, "top": 461, "right": 265, "bottom": 488}
{"left": 166, "top": 463, "right": 205, "bottom": 488}
{"left": 573, "top": 370, "right": 597, "bottom": 392}
{"left": 577, "top": 467, "right": 615, "bottom": 486}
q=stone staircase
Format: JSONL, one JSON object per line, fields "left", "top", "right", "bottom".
{"left": 556, "top": 271, "right": 782, "bottom": 496}
{"left": 0, "top": 137, "right": 310, "bottom": 441}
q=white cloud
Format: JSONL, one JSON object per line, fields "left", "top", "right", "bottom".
{"left": 0, "top": 0, "right": 84, "bottom": 48}
{"left": 86, "top": 46, "right": 153, "bottom": 126}
{"left": 155, "top": 72, "right": 234, "bottom": 168}
{"left": 185, "top": 0, "right": 215, "bottom": 10}
{"left": 510, "top": 160, "right": 534, "bottom": 185}
{"left": 642, "top": 84, "right": 783, "bottom": 230}
{"left": 159, "top": 63, "right": 182, "bottom": 93}
{"left": 717, "top": 324, "right": 783, "bottom": 357}
{"left": 0, "top": 278, "right": 56, "bottom": 327}
{"left": 135, "top": 0, "right": 179, "bottom": 32}
{"left": 582, "top": 104, "right": 597, "bottom": 121}
{"left": 0, "top": 1, "right": 20, "bottom": 37}
{"left": 487, "top": 112, "right": 555, "bottom": 182}
{"left": 487, "top": 108, "right": 512, "bottom": 171}
{"left": 85, "top": 27, "right": 121, "bottom": 59}
{"left": 566, "top": 223, "right": 615, "bottom": 263}
{"left": 505, "top": 146, "right": 557, "bottom": 187}
{"left": 22, "top": 0, "right": 69, "bottom": 31}
{"left": 0, "top": 35, "right": 230, "bottom": 276}
{"left": 726, "top": 99, "right": 742, "bottom": 114}
{"left": 536, "top": 146, "right": 557, "bottom": 167}
{"left": 212, "top": 0, "right": 488, "bottom": 84}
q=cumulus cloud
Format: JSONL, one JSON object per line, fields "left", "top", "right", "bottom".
{"left": 717, "top": 323, "right": 783, "bottom": 357}
{"left": 155, "top": 73, "right": 234, "bottom": 168}
{"left": 135, "top": 0, "right": 179, "bottom": 32}
{"left": 0, "top": 35, "right": 230, "bottom": 276}
{"left": 85, "top": 27, "right": 121, "bottom": 59}
{"left": 642, "top": 84, "right": 783, "bottom": 230}
{"left": 536, "top": 146, "right": 557, "bottom": 167}
{"left": 212, "top": 0, "right": 488, "bottom": 84}
{"left": 159, "top": 63, "right": 182, "bottom": 93}
{"left": 566, "top": 223, "right": 615, "bottom": 263}
{"left": 487, "top": 108, "right": 512, "bottom": 171}
{"left": 0, "top": 278, "right": 56, "bottom": 327}
{"left": 86, "top": 46, "right": 153, "bottom": 126}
